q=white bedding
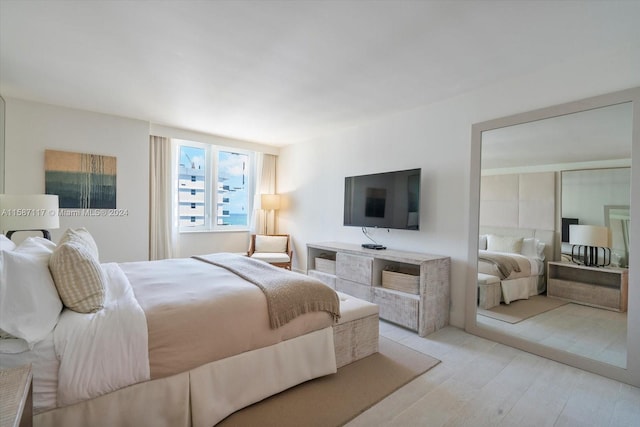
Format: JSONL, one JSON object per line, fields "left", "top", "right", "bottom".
{"left": 0, "top": 263, "right": 149, "bottom": 412}
{"left": 2, "top": 257, "right": 336, "bottom": 418}
{"left": 478, "top": 250, "right": 544, "bottom": 304}
{"left": 54, "top": 263, "right": 149, "bottom": 407}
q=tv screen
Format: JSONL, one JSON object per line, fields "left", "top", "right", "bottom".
{"left": 344, "top": 168, "right": 421, "bottom": 230}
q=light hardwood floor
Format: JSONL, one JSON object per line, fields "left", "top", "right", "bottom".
{"left": 346, "top": 321, "right": 640, "bottom": 427}
{"left": 477, "top": 301, "right": 627, "bottom": 368}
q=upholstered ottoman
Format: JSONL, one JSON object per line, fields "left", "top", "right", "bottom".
{"left": 478, "top": 273, "right": 501, "bottom": 309}
{"left": 333, "top": 292, "right": 379, "bottom": 368}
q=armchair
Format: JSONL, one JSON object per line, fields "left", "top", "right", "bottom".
{"left": 247, "top": 234, "right": 293, "bottom": 270}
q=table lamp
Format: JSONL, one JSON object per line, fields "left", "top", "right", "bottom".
{"left": 569, "top": 224, "right": 611, "bottom": 267}
{"left": 0, "top": 194, "right": 60, "bottom": 240}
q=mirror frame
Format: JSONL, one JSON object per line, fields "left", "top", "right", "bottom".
{"left": 0, "top": 95, "right": 5, "bottom": 193}
{"left": 466, "top": 87, "right": 640, "bottom": 387}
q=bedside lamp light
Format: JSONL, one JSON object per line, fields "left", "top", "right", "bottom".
{"left": 260, "top": 193, "right": 280, "bottom": 235}
{"left": 0, "top": 194, "right": 60, "bottom": 240}
{"left": 569, "top": 224, "right": 611, "bottom": 267}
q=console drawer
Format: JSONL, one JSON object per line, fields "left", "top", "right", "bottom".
{"left": 373, "top": 287, "right": 419, "bottom": 331}
{"left": 336, "top": 253, "right": 373, "bottom": 285}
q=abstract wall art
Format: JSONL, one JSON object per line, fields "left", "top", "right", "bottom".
{"left": 45, "top": 149, "right": 117, "bottom": 208}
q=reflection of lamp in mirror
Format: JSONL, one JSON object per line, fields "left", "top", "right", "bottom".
{"left": 0, "top": 194, "right": 60, "bottom": 240}
{"left": 569, "top": 224, "right": 611, "bottom": 267}
{"left": 261, "top": 193, "right": 280, "bottom": 235}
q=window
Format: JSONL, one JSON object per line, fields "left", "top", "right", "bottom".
{"left": 177, "top": 141, "right": 252, "bottom": 231}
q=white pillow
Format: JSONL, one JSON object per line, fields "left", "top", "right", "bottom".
{"left": 487, "top": 234, "right": 523, "bottom": 254}
{"left": 479, "top": 235, "right": 487, "bottom": 250}
{"left": 0, "top": 235, "right": 16, "bottom": 251}
{"left": 521, "top": 238, "right": 536, "bottom": 257}
{"left": 521, "top": 237, "right": 546, "bottom": 260}
{"left": 536, "top": 241, "right": 546, "bottom": 260}
{"left": 0, "top": 237, "right": 62, "bottom": 346}
{"left": 254, "top": 235, "right": 288, "bottom": 253}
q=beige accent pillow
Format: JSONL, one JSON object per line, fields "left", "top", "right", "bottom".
{"left": 487, "top": 235, "right": 524, "bottom": 254}
{"left": 49, "top": 241, "right": 105, "bottom": 313}
{"left": 59, "top": 227, "right": 99, "bottom": 260}
{"left": 255, "top": 235, "right": 288, "bottom": 253}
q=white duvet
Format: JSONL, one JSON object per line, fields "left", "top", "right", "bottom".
{"left": 54, "top": 263, "right": 150, "bottom": 406}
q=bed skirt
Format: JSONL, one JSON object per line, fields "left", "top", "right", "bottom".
{"left": 34, "top": 327, "right": 336, "bottom": 427}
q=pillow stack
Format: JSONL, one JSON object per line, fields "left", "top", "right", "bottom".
{"left": 483, "top": 233, "right": 546, "bottom": 260}
{"left": 0, "top": 235, "right": 62, "bottom": 348}
{"left": 0, "top": 228, "right": 105, "bottom": 352}
{"left": 49, "top": 228, "right": 105, "bottom": 313}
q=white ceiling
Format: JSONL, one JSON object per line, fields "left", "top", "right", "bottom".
{"left": 481, "top": 102, "right": 634, "bottom": 170}
{"left": 1, "top": 0, "right": 640, "bottom": 147}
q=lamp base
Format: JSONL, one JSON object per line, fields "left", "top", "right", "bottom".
{"left": 570, "top": 245, "right": 610, "bottom": 267}
{"left": 6, "top": 229, "right": 52, "bottom": 241}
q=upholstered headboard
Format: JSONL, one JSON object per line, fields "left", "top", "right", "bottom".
{"left": 480, "top": 172, "right": 555, "bottom": 231}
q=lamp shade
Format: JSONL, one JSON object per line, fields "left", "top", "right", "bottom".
{"left": 0, "top": 194, "right": 60, "bottom": 233}
{"left": 261, "top": 194, "right": 281, "bottom": 211}
{"left": 569, "top": 224, "right": 610, "bottom": 247}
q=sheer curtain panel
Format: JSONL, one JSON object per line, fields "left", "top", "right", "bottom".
{"left": 252, "top": 154, "right": 277, "bottom": 235}
{"left": 149, "top": 135, "right": 177, "bottom": 260}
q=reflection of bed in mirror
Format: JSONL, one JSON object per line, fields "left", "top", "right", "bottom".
{"left": 478, "top": 227, "right": 556, "bottom": 305}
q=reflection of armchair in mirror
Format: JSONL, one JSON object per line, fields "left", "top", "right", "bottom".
{"left": 605, "top": 205, "right": 630, "bottom": 268}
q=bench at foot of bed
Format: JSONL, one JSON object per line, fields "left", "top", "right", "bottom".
{"left": 477, "top": 273, "right": 501, "bottom": 310}
{"left": 334, "top": 292, "right": 379, "bottom": 368}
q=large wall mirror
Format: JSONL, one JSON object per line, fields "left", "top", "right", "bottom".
{"left": 466, "top": 88, "right": 640, "bottom": 387}
{"left": 0, "top": 95, "right": 5, "bottom": 193}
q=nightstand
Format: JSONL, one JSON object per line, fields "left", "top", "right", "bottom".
{"left": 0, "top": 364, "right": 33, "bottom": 427}
{"left": 547, "top": 261, "right": 628, "bottom": 312}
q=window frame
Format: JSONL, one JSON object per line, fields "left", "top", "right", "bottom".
{"left": 176, "top": 139, "right": 253, "bottom": 233}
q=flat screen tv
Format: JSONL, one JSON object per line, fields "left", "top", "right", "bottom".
{"left": 344, "top": 168, "right": 421, "bottom": 230}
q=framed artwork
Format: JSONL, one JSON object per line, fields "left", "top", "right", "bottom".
{"left": 45, "top": 149, "right": 117, "bottom": 209}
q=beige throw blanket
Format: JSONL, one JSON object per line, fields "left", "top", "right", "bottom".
{"left": 194, "top": 253, "right": 341, "bottom": 329}
{"left": 478, "top": 250, "right": 522, "bottom": 279}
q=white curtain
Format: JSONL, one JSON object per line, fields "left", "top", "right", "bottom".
{"left": 251, "top": 153, "right": 277, "bottom": 235}
{"left": 149, "top": 135, "right": 178, "bottom": 260}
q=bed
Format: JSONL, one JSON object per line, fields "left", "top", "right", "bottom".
{"left": 0, "top": 230, "right": 353, "bottom": 427}
{"left": 477, "top": 228, "right": 556, "bottom": 304}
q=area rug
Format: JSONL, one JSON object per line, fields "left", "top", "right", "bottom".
{"left": 216, "top": 336, "right": 440, "bottom": 426}
{"left": 478, "top": 295, "right": 568, "bottom": 324}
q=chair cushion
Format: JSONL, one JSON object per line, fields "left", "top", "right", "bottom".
{"left": 254, "top": 235, "right": 288, "bottom": 253}
{"left": 250, "top": 252, "right": 291, "bottom": 264}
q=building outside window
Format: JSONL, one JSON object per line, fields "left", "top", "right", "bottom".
{"left": 177, "top": 141, "right": 252, "bottom": 231}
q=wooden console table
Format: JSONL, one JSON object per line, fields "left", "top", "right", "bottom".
{"left": 307, "top": 242, "right": 450, "bottom": 336}
{"left": 547, "top": 261, "right": 628, "bottom": 312}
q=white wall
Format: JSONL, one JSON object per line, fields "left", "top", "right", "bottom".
{"left": 4, "top": 98, "right": 150, "bottom": 262}
{"left": 277, "top": 45, "right": 640, "bottom": 328}
{"left": 562, "top": 168, "right": 631, "bottom": 226}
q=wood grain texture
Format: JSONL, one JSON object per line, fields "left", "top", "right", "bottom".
{"left": 333, "top": 314, "right": 380, "bottom": 368}
{"left": 547, "top": 262, "right": 628, "bottom": 312}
